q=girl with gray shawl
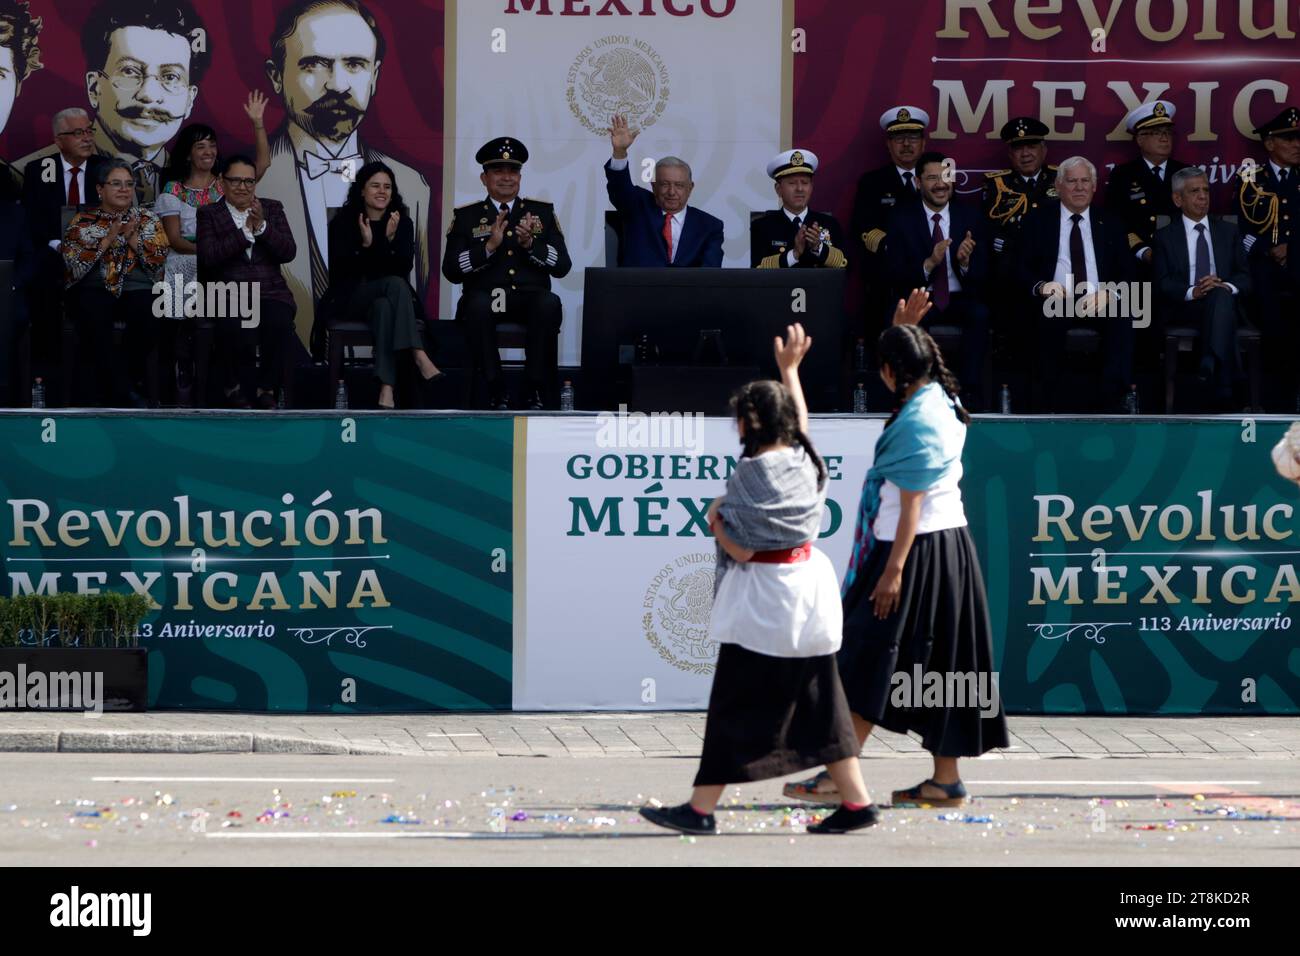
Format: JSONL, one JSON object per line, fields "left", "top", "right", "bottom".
{"left": 639, "top": 325, "right": 879, "bottom": 836}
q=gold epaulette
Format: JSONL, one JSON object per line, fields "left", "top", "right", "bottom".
{"left": 758, "top": 253, "right": 783, "bottom": 269}
{"left": 1238, "top": 177, "right": 1279, "bottom": 244}
{"left": 863, "top": 228, "right": 886, "bottom": 253}
{"left": 986, "top": 176, "right": 1028, "bottom": 223}
{"left": 984, "top": 169, "right": 1012, "bottom": 179}
{"left": 825, "top": 247, "right": 848, "bottom": 268}
{"left": 1127, "top": 232, "right": 1144, "bottom": 249}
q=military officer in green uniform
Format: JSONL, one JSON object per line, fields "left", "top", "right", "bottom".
{"left": 442, "top": 137, "right": 572, "bottom": 410}
{"left": 750, "top": 148, "right": 847, "bottom": 269}
{"left": 1232, "top": 106, "right": 1300, "bottom": 409}
{"left": 982, "top": 116, "right": 1057, "bottom": 406}
{"left": 982, "top": 116, "right": 1056, "bottom": 272}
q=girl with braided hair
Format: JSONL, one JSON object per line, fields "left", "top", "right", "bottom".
{"left": 640, "top": 323, "right": 880, "bottom": 836}
{"left": 786, "top": 318, "right": 1009, "bottom": 808}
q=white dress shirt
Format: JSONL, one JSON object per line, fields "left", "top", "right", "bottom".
{"left": 48, "top": 156, "right": 89, "bottom": 251}
{"left": 1054, "top": 204, "right": 1099, "bottom": 290}
{"left": 227, "top": 201, "right": 268, "bottom": 259}
{"left": 608, "top": 154, "right": 686, "bottom": 261}
{"left": 1181, "top": 214, "right": 1238, "bottom": 300}
{"left": 920, "top": 203, "right": 962, "bottom": 292}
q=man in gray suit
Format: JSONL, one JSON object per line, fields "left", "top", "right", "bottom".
{"left": 1152, "top": 166, "right": 1252, "bottom": 410}
{"left": 262, "top": 0, "right": 430, "bottom": 346}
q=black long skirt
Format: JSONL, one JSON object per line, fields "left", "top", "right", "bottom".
{"left": 838, "top": 525, "right": 1010, "bottom": 757}
{"left": 693, "top": 643, "right": 860, "bottom": 786}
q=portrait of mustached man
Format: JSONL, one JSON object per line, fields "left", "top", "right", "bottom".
{"left": 14, "top": 0, "right": 206, "bottom": 205}
{"left": 260, "top": 0, "right": 431, "bottom": 340}
{"left": 0, "top": 0, "right": 43, "bottom": 200}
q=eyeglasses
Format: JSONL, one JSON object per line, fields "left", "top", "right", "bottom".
{"left": 223, "top": 177, "right": 256, "bottom": 187}
{"left": 98, "top": 64, "right": 189, "bottom": 95}
{"left": 102, "top": 179, "right": 136, "bottom": 189}
{"left": 57, "top": 126, "right": 97, "bottom": 139}
{"left": 890, "top": 134, "right": 924, "bottom": 144}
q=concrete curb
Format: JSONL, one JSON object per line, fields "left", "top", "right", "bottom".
{"left": 0, "top": 729, "right": 397, "bottom": 756}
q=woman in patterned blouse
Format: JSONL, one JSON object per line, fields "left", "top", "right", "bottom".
{"left": 62, "top": 160, "right": 169, "bottom": 406}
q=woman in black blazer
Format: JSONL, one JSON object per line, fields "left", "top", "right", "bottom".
{"left": 328, "top": 161, "right": 441, "bottom": 408}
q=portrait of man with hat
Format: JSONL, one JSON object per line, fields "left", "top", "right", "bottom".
{"left": 750, "top": 148, "right": 846, "bottom": 268}
{"left": 1232, "top": 105, "right": 1300, "bottom": 409}
{"left": 442, "top": 136, "right": 572, "bottom": 411}
{"left": 1104, "top": 99, "right": 1191, "bottom": 265}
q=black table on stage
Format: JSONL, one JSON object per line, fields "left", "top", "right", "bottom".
{"left": 579, "top": 267, "right": 847, "bottom": 412}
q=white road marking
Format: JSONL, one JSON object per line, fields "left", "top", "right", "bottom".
{"left": 206, "top": 831, "right": 549, "bottom": 840}
{"left": 965, "top": 780, "right": 1261, "bottom": 786}
{"left": 91, "top": 777, "right": 397, "bottom": 783}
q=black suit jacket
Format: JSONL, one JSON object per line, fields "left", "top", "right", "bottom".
{"left": 1152, "top": 215, "right": 1251, "bottom": 307}
{"left": 1104, "top": 157, "right": 1191, "bottom": 257}
{"left": 749, "top": 209, "right": 846, "bottom": 268}
{"left": 1016, "top": 201, "right": 1136, "bottom": 298}
{"left": 21, "top": 154, "right": 107, "bottom": 249}
{"left": 885, "top": 199, "right": 989, "bottom": 302}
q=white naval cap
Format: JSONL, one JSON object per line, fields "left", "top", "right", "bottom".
{"left": 1125, "top": 100, "right": 1176, "bottom": 134}
{"left": 766, "top": 148, "right": 819, "bottom": 179}
{"left": 880, "top": 105, "right": 930, "bottom": 133}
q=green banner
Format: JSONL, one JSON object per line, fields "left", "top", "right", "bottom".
{"left": 0, "top": 414, "right": 514, "bottom": 712}
{"left": 965, "top": 417, "right": 1300, "bottom": 715}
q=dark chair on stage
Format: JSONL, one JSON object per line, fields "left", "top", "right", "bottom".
{"left": 1153, "top": 214, "right": 1264, "bottom": 413}
{"left": 924, "top": 323, "right": 994, "bottom": 412}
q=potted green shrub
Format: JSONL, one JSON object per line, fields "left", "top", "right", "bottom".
{"left": 0, "top": 592, "right": 153, "bottom": 711}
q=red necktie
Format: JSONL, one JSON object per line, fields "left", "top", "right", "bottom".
{"left": 930, "top": 213, "right": 950, "bottom": 311}
{"left": 662, "top": 212, "right": 673, "bottom": 264}
{"left": 68, "top": 166, "right": 81, "bottom": 206}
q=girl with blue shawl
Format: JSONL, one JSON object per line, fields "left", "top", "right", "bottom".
{"left": 640, "top": 324, "right": 880, "bottom": 836}
{"left": 787, "top": 305, "right": 1009, "bottom": 808}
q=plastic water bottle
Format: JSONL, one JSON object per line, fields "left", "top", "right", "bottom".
{"left": 1124, "top": 384, "right": 1140, "bottom": 415}
{"left": 334, "top": 379, "right": 348, "bottom": 410}
{"left": 31, "top": 377, "right": 46, "bottom": 409}
{"left": 852, "top": 382, "right": 867, "bottom": 414}
{"left": 999, "top": 383, "right": 1011, "bottom": 414}
{"left": 854, "top": 337, "right": 867, "bottom": 372}
{"left": 559, "top": 380, "right": 575, "bottom": 411}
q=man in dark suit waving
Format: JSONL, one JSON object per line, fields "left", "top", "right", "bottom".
{"left": 885, "top": 151, "right": 990, "bottom": 409}
{"left": 1017, "top": 156, "right": 1137, "bottom": 412}
{"left": 603, "top": 114, "right": 723, "bottom": 268}
{"left": 1152, "top": 167, "right": 1250, "bottom": 409}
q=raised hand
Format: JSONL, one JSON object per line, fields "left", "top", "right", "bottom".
{"left": 243, "top": 90, "right": 268, "bottom": 127}
{"left": 892, "top": 288, "right": 933, "bottom": 326}
{"left": 358, "top": 213, "right": 373, "bottom": 248}
{"left": 774, "top": 322, "right": 813, "bottom": 373}
{"left": 608, "top": 114, "right": 640, "bottom": 159}
{"left": 385, "top": 210, "right": 400, "bottom": 241}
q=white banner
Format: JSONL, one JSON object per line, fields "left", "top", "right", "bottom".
{"left": 447, "top": 0, "right": 788, "bottom": 365}
{"left": 514, "top": 415, "right": 883, "bottom": 710}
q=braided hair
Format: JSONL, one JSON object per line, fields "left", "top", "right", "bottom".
{"left": 876, "top": 324, "right": 972, "bottom": 428}
{"left": 729, "top": 379, "right": 828, "bottom": 486}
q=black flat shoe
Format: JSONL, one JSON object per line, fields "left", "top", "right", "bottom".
{"left": 638, "top": 803, "right": 717, "bottom": 836}
{"left": 526, "top": 389, "right": 545, "bottom": 410}
{"left": 807, "top": 803, "right": 880, "bottom": 834}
